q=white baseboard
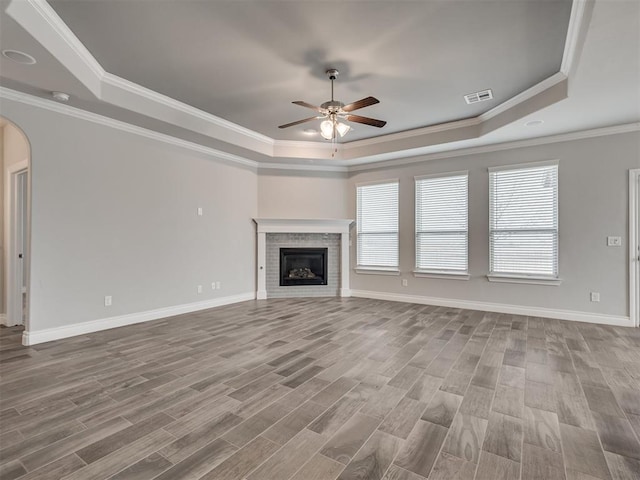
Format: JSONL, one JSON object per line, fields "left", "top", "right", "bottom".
{"left": 22, "top": 292, "right": 255, "bottom": 346}
{"left": 350, "top": 290, "right": 633, "bottom": 327}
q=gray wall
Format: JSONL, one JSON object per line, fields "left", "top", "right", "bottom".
{"left": 2, "top": 94, "right": 637, "bottom": 335}
{"left": 348, "top": 132, "right": 640, "bottom": 318}
{"left": 1, "top": 98, "right": 258, "bottom": 332}
{"left": 258, "top": 170, "right": 348, "bottom": 219}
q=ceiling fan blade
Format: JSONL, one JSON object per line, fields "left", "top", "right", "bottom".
{"left": 292, "top": 101, "right": 323, "bottom": 112}
{"left": 342, "top": 96, "right": 380, "bottom": 112}
{"left": 278, "top": 117, "right": 318, "bottom": 129}
{"left": 345, "top": 114, "right": 387, "bottom": 128}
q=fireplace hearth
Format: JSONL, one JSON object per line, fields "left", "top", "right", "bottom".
{"left": 280, "top": 248, "right": 328, "bottom": 286}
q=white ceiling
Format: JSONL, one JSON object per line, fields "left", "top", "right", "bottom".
{"left": 0, "top": 0, "right": 638, "bottom": 169}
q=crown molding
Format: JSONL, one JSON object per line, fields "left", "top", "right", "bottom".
{"left": 8, "top": 0, "right": 275, "bottom": 154}
{"left": 4, "top": 0, "right": 595, "bottom": 165}
{"left": 561, "top": 0, "right": 595, "bottom": 77}
{"left": 7, "top": 0, "right": 103, "bottom": 94}
{"left": 347, "top": 123, "right": 640, "bottom": 173}
{"left": 340, "top": 116, "right": 482, "bottom": 148}
{"left": 478, "top": 72, "right": 567, "bottom": 124}
{"left": 0, "top": 87, "right": 259, "bottom": 170}
{"left": 257, "top": 162, "right": 348, "bottom": 173}
{"left": 3, "top": 86, "right": 636, "bottom": 176}
{"left": 101, "top": 72, "right": 275, "bottom": 153}
{"left": 339, "top": 71, "right": 568, "bottom": 153}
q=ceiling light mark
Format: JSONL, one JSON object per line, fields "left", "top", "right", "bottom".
{"left": 2, "top": 49, "right": 36, "bottom": 65}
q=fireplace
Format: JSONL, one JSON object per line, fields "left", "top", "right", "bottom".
{"left": 280, "top": 248, "right": 328, "bottom": 286}
{"left": 253, "top": 218, "right": 353, "bottom": 299}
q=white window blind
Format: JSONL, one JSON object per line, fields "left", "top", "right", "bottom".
{"left": 415, "top": 173, "right": 468, "bottom": 272}
{"left": 357, "top": 181, "right": 399, "bottom": 268}
{"left": 489, "top": 163, "right": 558, "bottom": 277}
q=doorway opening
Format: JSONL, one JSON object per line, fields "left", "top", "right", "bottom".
{"left": 1, "top": 118, "right": 30, "bottom": 332}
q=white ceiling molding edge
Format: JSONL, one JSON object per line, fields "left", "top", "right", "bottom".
{"left": 2, "top": 85, "right": 636, "bottom": 176}
{"left": 6, "top": 0, "right": 275, "bottom": 155}
{"left": 4, "top": 0, "right": 594, "bottom": 165}
{"left": 347, "top": 123, "right": 640, "bottom": 173}
{"left": 0, "top": 86, "right": 260, "bottom": 170}
{"left": 561, "top": 0, "right": 595, "bottom": 78}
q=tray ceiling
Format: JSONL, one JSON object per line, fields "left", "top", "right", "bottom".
{"left": 0, "top": 0, "right": 638, "bottom": 169}
{"left": 47, "top": 0, "right": 571, "bottom": 141}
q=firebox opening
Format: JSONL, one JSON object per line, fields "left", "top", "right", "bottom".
{"left": 280, "top": 248, "right": 328, "bottom": 286}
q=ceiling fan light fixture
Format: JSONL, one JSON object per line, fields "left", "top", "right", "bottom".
{"left": 320, "top": 119, "right": 334, "bottom": 140}
{"left": 279, "top": 68, "right": 386, "bottom": 143}
{"left": 336, "top": 122, "right": 351, "bottom": 137}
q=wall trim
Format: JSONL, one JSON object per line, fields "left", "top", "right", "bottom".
{"left": 102, "top": 72, "right": 273, "bottom": 146}
{"left": 2, "top": 87, "right": 638, "bottom": 176}
{"left": 561, "top": 0, "right": 595, "bottom": 78}
{"left": 0, "top": 87, "right": 259, "bottom": 170}
{"left": 351, "top": 290, "right": 633, "bottom": 327}
{"left": 4, "top": 159, "right": 30, "bottom": 330}
{"left": 630, "top": 168, "right": 640, "bottom": 328}
{"left": 258, "top": 162, "right": 349, "bottom": 173}
{"left": 21, "top": 292, "right": 255, "bottom": 346}
{"left": 9, "top": 0, "right": 273, "bottom": 151}
{"left": 347, "top": 123, "right": 640, "bottom": 173}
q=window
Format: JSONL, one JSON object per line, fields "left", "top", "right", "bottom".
{"left": 489, "top": 163, "right": 558, "bottom": 279}
{"left": 357, "top": 180, "right": 399, "bottom": 270}
{"left": 415, "top": 172, "right": 468, "bottom": 274}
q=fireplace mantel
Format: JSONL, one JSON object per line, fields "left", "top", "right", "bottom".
{"left": 253, "top": 218, "right": 354, "bottom": 299}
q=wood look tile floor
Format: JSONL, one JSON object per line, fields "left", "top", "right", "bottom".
{"left": 1, "top": 297, "right": 640, "bottom": 480}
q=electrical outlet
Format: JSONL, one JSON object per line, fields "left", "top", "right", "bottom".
{"left": 197, "top": 207, "right": 203, "bottom": 216}
{"left": 212, "top": 282, "right": 216, "bottom": 290}
{"left": 104, "top": 295, "right": 112, "bottom": 306}
{"left": 197, "top": 285, "right": 203, "bottom": 294}
{"left": 402, "top": 279, "right": 408, "bottom": 287}
{"left": 590, "top": 292, "right": 600, "bottom": 302}
{"left": 607, "top": 236, "right": 622, "bottom": 247}
{"left": 216, "top": 281, "right": 221, "bottom": 290}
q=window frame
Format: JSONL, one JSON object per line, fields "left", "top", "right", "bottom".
{"left": 413, "top": 171, "right": 470, "bottom": 280}
{"left": 355, "top": 179, "right": 400, "bottom": 275}
{"left": 487, "top": 160, "right": 561, "bottom": 286}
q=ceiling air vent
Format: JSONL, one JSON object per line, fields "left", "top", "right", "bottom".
{"left": 464, "top": 89, "right": 493, "bottom": 105}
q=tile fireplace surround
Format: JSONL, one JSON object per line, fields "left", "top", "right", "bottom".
{"left": 253, "top": 219, "right": 354, "bottom": 300}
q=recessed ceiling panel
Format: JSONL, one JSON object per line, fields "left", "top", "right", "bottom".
{"left": 47, "top": 1, "right": 572, "bottom": 141}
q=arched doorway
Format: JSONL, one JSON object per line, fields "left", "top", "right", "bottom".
{"left": 0, "top": 117, "right": 30, "bottom": 333}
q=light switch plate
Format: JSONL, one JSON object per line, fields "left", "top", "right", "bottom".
{"left": 607, "top": 236, "right": 622, "bottom": 247}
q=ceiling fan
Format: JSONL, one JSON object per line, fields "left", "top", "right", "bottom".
{"left": 279, "top": 69, "right": 386, "bottom": 140}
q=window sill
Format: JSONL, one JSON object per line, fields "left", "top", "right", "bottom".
{"left": 413, "top": 270, "right": 470, "bottom": 280}
{"left": 487, "top": 274, "right": 562, "bottom": 286}
{"left": 355, "top": 267, "right": 401, "bottom": 276}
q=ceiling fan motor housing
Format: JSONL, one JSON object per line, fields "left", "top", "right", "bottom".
{"left": 326, "top": 68, "right": 339, "bottom": 80}
{"left": 321, "top": 100, "right": 344, "bottom": 112}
